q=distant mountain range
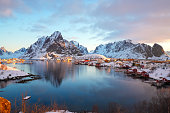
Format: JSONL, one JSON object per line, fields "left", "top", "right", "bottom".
{"left": 0, "top": 47, "right": 27, "bottom": 59}
{"left": 0, "top": 31, "right": 169, "bottom": 60}
{"left": 93, "top": 40, "right": 169, "bottom": 59}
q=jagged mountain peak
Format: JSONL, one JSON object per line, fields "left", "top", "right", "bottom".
{"left": 113, "top": 39, "right": 132, "bottom": 44}
{"left": 50, "top": 31, "right": 63, "bottom": 40}
{"left": 51, "top": 31, "right": 61, "bottom": 37}
{"left": 0, "top": 47, "right": 7, "bottom": 52}
{"left": 21, "top": 31, "right": 88, "bottom": 59}
{"left": 14, "top": 48, "right": 27, "bottom": 53}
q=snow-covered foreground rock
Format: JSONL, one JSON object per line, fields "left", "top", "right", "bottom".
{"left": 46, "top": 110, "right": 73, "bottom": 113}
{"left": 0, "top": 64, "right": 28, "bottom": 80}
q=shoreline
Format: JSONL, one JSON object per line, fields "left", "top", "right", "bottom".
{"left": 0, "top": 64, "right": 40, "bottom": 81}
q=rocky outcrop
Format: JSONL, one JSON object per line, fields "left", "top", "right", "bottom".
{"left": 134, "top": 44, "right": 153, "bottom": 58}
{"left": 0, "top": 97, "right": 11, "bottom": 113}
{"left": 152, "top": 43, "right": 165, "bottom": 57}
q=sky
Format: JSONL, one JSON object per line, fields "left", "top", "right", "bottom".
{"left": 0, "top": 0, "right": 170, "bottom": 52}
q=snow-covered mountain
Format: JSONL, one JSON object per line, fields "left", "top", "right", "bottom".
{"left": 0, "top": 47, "right": 27, "bottom": 59}
{"left": 21, "top": 31, "right": 88, "bottom": 59}
{"left": 93, "top": 40, "right": 169, "bottom": 59}
{"left": 70, "top": 40, "right": 88, "bottom": 54}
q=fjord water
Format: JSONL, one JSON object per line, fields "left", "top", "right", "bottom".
{"left": 1, "top": 61, "right": 158, "bottom": 111}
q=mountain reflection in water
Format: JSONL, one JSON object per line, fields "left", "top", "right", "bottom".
{"left": 5, "top": 61, "right": 80, "bottom": 88}
{"left": 42, "top": 61, "right": 75, "bottom": 87}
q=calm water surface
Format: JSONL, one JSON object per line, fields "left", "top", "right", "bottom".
{"left": 0, "top": 61, "right": 159, "bottom": 111}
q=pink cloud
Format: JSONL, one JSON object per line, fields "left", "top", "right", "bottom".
{"left": 88, "top": 0, "right": 170, "bottom": 44}
{"left": 0, "top": 9, "right": 12, "bottom": 17}
{"left": 70, "top": 37, "right": 79, "bottom": 40}
{"left": 0, "top": 0, "right": 30, "bottom": 17}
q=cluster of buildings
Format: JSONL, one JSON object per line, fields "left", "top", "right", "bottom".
{"left": 0, "top": 58, "right": 25, "bottom": 64}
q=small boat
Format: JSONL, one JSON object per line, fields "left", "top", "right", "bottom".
{"left": 23, "top": 96, "right": 31, "bottom": 100}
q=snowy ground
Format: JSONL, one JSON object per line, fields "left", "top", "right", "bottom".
{"left": 75, "top": 54, "right": 107, "bottom": 60}
{"left": 46, "top": 110, "right": 73, "bottom": 113}
{"left": 0, "top": 64, "right": 28, "bottom": 80}
{"left": 20, "top": 110, "right": 73, "bottom": 113}
{"left": 146, "top": 68, "right": 170, "bottom": 80}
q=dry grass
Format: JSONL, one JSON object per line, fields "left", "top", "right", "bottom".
{"left": 10, "top": 89, "right": 170, "bottom": 113}
{"left": 11, "top": 94, "right": 68, "bottom": 113}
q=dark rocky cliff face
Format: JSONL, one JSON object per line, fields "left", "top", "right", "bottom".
{"left": 134, "top": 44, "right": 153, "bottom": 58}
{"left": 47, "top": 43, "right": 65, "bottom": 54}
{"left": 152, "top": 43, "right": 165, "bottom": 57}
{"left": 43, "top": 33, "right": 83, "bottom": 55}
{"left": 70, "top": 41, "right": 88, "bottom": 54}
